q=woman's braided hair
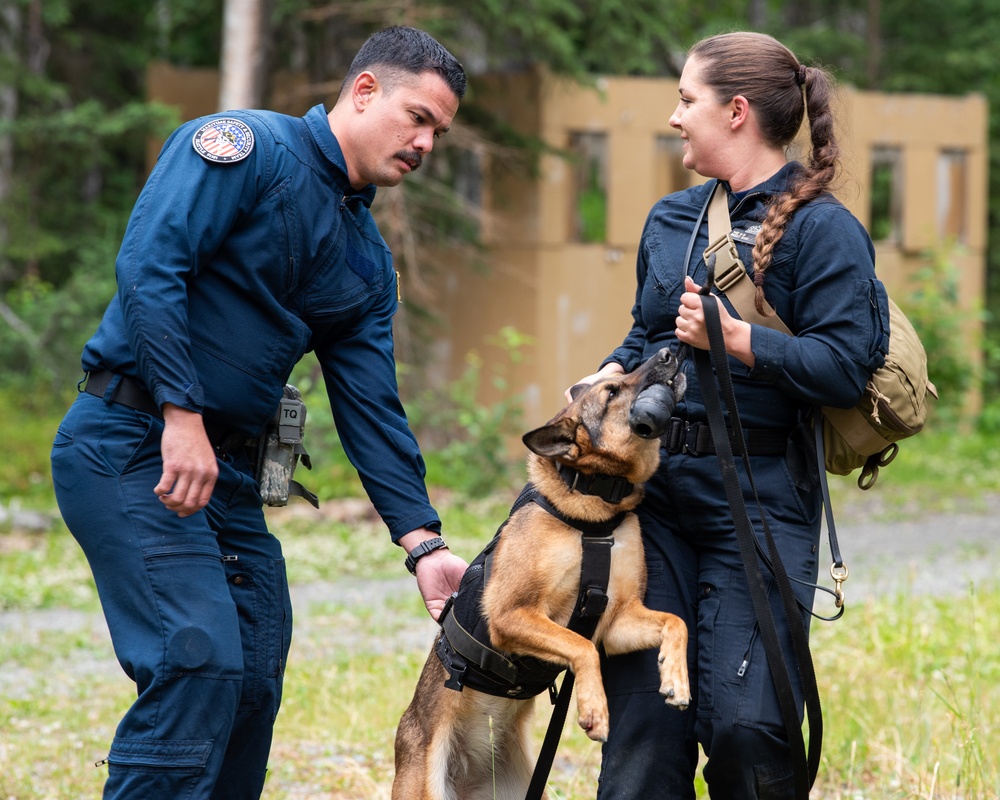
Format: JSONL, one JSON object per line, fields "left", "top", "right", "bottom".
{"left": 689, "top": 32, "right": 839, "bottom": 313}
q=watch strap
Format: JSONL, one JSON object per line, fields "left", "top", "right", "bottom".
{"left": 404, "top": 536, "right": 448, "bottom": 574}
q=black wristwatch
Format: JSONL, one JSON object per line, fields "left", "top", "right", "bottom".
{"left": 404, "top": 536, "right": 449, "bottom": 575}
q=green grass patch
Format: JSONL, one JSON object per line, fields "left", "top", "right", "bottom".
{"left": 4, "top": 574, "right": 999, "bottom": 798}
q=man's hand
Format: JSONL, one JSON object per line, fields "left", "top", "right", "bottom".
{"left": 154, "top": 403, "right": 219, "bottom": 517}
{"left": 399, "top": 528, "right": 468, "bottom": 621}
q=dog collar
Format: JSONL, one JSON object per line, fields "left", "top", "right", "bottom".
{"left": 532, "top": 492, "right": 625, "bottom": 538}
{"left": 556, "top": 464, "right": 634, "bottom": 504}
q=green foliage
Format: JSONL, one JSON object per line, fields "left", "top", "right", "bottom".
{"left": 407, "top": 327, "right": 532, "bottom": 497}
{"left": 576, "top": 159, "right": 607, "bottom": 243}
{"left": 901, "top": 246, "right": 977, "bottom": 423}
{"left": 0, "top": 387, "right": 71, "bottom": 508}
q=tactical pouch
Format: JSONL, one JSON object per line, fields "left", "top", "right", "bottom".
{"left": 254, "top": 385, "right": 319, "bottom": 508}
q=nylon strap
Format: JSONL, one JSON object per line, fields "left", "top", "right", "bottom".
{"left": 696, "top": 291, "right": 820, "bottom": 797}
{"left": 705, "top": 181, "right": 792, "bottom": 335}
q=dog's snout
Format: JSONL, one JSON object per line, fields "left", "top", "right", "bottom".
{"left": 629, "top": 383, "right": 676, "bottom": 439}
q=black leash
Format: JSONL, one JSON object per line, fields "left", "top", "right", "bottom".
{"left": 695, "top": 288, "right": 822, "bottom": 798}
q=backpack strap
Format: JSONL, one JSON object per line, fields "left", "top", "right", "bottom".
{"left": 705, "top": 181, "right": 792, "bottom": 335}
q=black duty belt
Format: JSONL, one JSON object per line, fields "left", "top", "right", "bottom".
{"left": 83, "top": 370, "right": 245, "bottom": 454}
{"left": 662, "top": 416, "right": 789, "bottom": 457}
{"left": 84, "top": 370, "right": 161, "bottom": 417}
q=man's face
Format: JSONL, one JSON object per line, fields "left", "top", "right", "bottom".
{"left": 350, "top": 70, "right": 459, "bottom": 188}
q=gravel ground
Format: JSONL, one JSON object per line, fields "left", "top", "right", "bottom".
{"left": 816, "top": 492, "right": 1000, "bottom": 603}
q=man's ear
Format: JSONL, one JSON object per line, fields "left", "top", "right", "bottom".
{"left": 352, "top": 71, "right": 379, "bottom": 110}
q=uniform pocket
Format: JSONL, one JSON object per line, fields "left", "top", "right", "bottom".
{"left": 98, "top": 405, "right": 157, "bottom": 478}
{"left": 695, "top": 581, "right": 721, "bottom": 713}
{"left": 225, "top": 556, "right": 292, "bottom": 717}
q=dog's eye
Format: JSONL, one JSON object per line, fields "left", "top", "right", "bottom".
{"left": 607, "top": 385, "right": 619, "bottom": 399}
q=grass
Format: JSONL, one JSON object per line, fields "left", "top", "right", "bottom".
{"left": 3, "top": 500, "right": 1000, "bottom": 799}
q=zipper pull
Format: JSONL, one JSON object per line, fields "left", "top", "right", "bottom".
{"left": 737, "top": 659, "right": 748, "bottom": 677}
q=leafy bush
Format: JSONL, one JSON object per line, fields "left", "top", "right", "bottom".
{"left": 407, "top": 327, "right": 532, "bottom": 497}
{"left": 903, "top": 245, "right": 978, "bottom": 425}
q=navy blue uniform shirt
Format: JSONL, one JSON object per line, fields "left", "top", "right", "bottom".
{"left": 82, "top": 104, "right": 439, "bottom": 541}
{"left": 606, "top": 164, "right": 890, "bottom": 430}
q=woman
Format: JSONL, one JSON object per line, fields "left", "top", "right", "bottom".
{"left": 572, "top": 32, "right": 889, "bottom": 799}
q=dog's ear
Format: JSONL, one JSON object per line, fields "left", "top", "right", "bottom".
{"left": 522, "top": 417, "right": 579, "bottom": 458}
{"left": 567, "top": 382, "right": 591, "bottom": 401}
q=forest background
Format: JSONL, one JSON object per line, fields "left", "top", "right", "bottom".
{"left": 1, "top": 0, "right": 998, "bottom": 429}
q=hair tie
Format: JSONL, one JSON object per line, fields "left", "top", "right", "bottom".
{"left": 796, "top": 65, "right": 808, "bottom": 86}
{"left": 753, "top": 271, "right": 765, "bottom": 288}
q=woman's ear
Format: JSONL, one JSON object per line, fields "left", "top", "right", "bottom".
{"left": 730, "top": 95, "right": 750, "bottom": 129}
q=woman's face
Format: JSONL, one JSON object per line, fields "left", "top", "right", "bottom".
{"left": 668, "top": 57, "right": 733, "bottom": 179}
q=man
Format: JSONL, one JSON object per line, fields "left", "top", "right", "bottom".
{"left": 50, "top": 26, "right": 468, "bottom": 799}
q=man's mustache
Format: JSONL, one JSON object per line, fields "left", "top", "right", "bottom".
{"left": 396, "top": 151, "right": 423, "bottom": 171}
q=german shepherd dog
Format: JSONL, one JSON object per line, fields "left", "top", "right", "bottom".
{"left": 392, "top": 347, "right": 691, "bottom": 800}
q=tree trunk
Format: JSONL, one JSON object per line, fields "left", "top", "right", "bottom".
{"left": 0, "top": 0, "right": 20, "bottom": 280}
{"left": 866, "top": 0, "right": 882, "bottom": 88}
{"left": 219, "top": 0, "right": 267, "bottom": 111}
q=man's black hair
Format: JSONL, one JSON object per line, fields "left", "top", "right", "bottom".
{"left": 344, "top": 26, "right": 467, "bottom": 100}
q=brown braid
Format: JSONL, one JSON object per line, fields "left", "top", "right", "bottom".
{"left": 688, "top": 33, "right": 841, "bottom": 313}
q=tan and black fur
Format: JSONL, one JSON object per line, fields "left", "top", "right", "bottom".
{"left": 392, "top": 348, "right": 691, "bottom": 800}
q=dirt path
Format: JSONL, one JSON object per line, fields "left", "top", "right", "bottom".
{"left": 817, "top": 492, "right": 1000, "bottom": 603}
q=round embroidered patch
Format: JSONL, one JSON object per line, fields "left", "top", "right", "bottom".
{"left": 191, "top": 118, "right": 255, "bottom": 163}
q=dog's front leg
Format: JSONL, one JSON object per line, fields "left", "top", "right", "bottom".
{"left": 600, "top": 598, "right": 691, "bottom": 710}
{"left": 490, "top": 611, "right": 611, "bottom": 742}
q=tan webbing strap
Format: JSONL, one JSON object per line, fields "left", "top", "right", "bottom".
{"left": 706, "top": 181, "right": 884, "bottom": 458}
{"left": 705, "top": 182, "right": 792, "bottom": 336}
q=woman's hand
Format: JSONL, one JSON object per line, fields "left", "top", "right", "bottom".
{"left": 676, "top": 276, "right": 755, "bottom": 367}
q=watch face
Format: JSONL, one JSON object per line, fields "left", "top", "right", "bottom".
{"left": 192, "top": 118, "right": 255, "bottom": 164}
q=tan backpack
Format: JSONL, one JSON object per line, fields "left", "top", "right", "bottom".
{"left": 705, "top": 183, "right": 938, "bottom": 489}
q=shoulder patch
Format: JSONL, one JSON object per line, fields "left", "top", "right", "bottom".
{"left": 192, "top": 118, "right": 255, "bottom": 164}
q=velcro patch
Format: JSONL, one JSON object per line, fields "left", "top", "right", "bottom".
{"left": 192, "top": 118, "right": 255, "bottom": 164}
{"left": 730, "top": 224, "right": 761, "bottom": 245}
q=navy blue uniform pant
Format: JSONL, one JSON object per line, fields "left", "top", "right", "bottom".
{"left": 51, "top": 392, "right": 292, "bottom": 799}
{"left": 596, "top": 448, "right": 821, "bottom": 800}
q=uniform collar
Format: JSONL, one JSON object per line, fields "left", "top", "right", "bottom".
{"left": 304, "top": 104, "right": 377, "bottom": 208}
{"left": 724, "top": 161, "right": 805, "bottom": 199}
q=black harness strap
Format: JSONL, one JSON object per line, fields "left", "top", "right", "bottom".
{"left": 525, "top": 500, "right": 617, "bottom": 800}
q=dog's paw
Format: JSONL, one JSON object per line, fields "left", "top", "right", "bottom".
{"left": 657, "top": 652, "right": 691, "bottom": 711}
{"left": 578, "top": 707, "right": 609, "bottom": 742}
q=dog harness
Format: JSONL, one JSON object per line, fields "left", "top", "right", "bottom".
{"left": 435, "top": 483, "right": 625, "bottom": 699}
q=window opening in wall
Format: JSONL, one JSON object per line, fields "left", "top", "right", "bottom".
{"left": 654, "top": 135, "right": 688, "bottom": 198}
{"left": 569, "top": 132, "right": 608, "bottom": 243}
{"left": 870, "top": 146, "right": 903, "bottom": 243}
{"left": 425, "top": 144, "right": 483, "bottom": 240}
{"left": 937, "top": 149, "right": 968, "bottom": 243}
